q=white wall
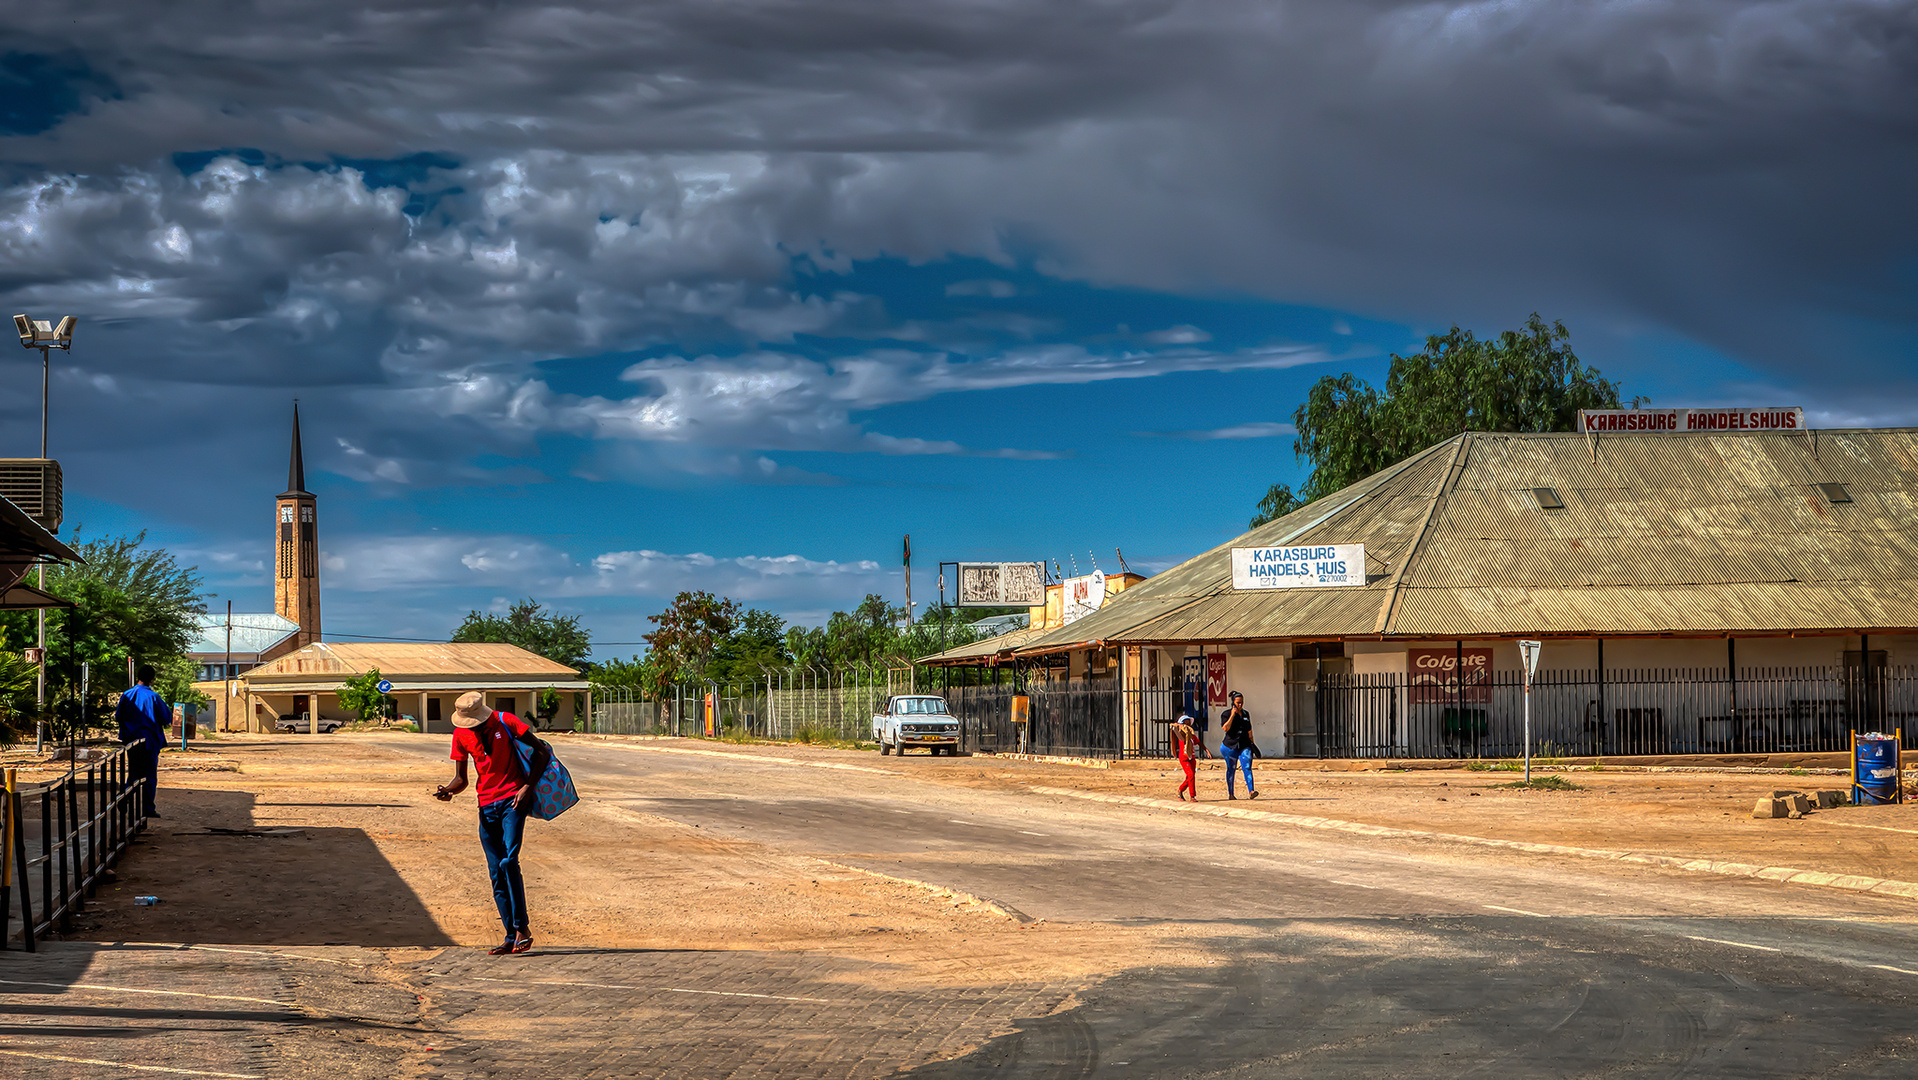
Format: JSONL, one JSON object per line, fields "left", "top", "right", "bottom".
{"left": 1220, "top": 649, "right": 1288, "bottom": 756}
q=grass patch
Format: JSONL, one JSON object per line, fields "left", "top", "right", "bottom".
{"left": 1789, "top": 767, "right": 1810, "bottom": 776}
{"left": 1492, "top": 775, "right": 1584, "bottom": 792}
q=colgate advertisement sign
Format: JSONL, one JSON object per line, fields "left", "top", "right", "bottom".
{"left": 1577, "top": 407, "right": 1805, "bottom": 433}
{"left": 1409, "top": 647, "right": 1493, "bottom": 705}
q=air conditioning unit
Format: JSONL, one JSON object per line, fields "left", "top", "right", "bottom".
{"left": 0, "top": 459, "right": 61, "bottom": 532}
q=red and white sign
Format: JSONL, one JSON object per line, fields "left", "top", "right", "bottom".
{"left": 1409, "top": 647, "right": 1493, "bottom": 705}
{"left": 1206, "top": 654, "right": 1229, "bottom": 706}
{"left": 1577, "top": 407, "right": 1805, "bottom": 434}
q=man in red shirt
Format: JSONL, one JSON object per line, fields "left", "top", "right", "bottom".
{"left": 434, "top": 691, "right": 537, "bottom": 954}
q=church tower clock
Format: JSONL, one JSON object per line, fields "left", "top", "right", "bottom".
{"left": 274, "top": 403, "right": 322, "bottom": 647}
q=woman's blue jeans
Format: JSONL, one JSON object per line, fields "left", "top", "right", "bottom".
{"left": 1222, "top": 746, "right": 1256, "bottom": 795}
{"left": 478, "top": 799, "right": 531, "bottom": 933}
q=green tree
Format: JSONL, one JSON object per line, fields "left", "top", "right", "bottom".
{"left": 0, "top": 650, "right": 39, "bottom": 747}
{"left": 1253, "top": 314, "right": 1623, "bottom": 526}
{"left": 337, "top": 667, "right": 393, "bottom": 723}
{"left": 452, "top": 598, "right": 591, "bottom": 669}
{"left": 713, "top": 608, "right": 789, "bottom": 681}
{"left": 0, "top": 531, "right": 206, "bottom": 735}
{"left": 642, "top": 591, "right": 741, "bottom": 687}
{"left": 154, "top": 653, "right": 210, "bottom": 710}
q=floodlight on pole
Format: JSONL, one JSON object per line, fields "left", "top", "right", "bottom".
{"left": 14, "top": 314, "right": 74, "bottom": 459}
{"left": 15, "top": 313, "right": 73, "bottom": 752}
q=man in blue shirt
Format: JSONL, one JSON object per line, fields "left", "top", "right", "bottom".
{"left": 114, "top": 665, "right": 171, "bottom": 818}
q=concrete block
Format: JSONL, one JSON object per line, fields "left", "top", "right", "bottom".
{"left": 1752, "top": 797, "right": 1789, "bottom": 819}
{"left": 1814, "top": 789, "right": 1851, "bottom": 809}
{"left": 1771, "top": 789, "right": 1804, "bottom": 798}
{"left": 1788, "top": 794, "right": 1814, "bottom": 815}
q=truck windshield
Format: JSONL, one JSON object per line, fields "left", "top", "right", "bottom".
{"left": 896, "top": 698, "right": 949, "bottom": 715}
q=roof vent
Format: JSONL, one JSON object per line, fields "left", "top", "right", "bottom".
{"left": 1816, "top": 482, "right": 1851, "bottom": 504}
{"left": 1531, "top": 487, "right": 1564, "bottom": 510}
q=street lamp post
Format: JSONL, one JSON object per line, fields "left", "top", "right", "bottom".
{"left": 15, "top": 314, "right": 75, "bottom": 754}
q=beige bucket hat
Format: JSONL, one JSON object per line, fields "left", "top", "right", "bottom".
{"left": 451, "top": 691, "right": 493, "bottom": 728}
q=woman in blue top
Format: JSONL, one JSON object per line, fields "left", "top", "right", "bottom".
{"left": 1219, "top": 690, "right": 1258, "bottom": 800}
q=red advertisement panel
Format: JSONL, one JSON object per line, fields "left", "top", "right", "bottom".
{"left": 1206, "top": 654, "right": 1229, "bottom": 706}
{"left": 1409, "top": 647, "right": 1493, "bottom": 705}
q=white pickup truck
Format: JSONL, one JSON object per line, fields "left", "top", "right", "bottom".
{"left": 873, "top": 695, "right": 961, "bottom": 756}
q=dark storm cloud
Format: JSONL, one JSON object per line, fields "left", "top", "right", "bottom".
{"left": 4, "top": 0, "right": 1916, "bottom": 491}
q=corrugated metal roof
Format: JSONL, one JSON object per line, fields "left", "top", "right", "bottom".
{"left": 919, "top": 625, "right": 1051, "bottom": 665}
{"left": 1003, "top": 427, "right": 1918, "bottom": 649}
{"left": 245, "top": 641, "right": 579, "bottom": 682}
{"left": 187, "top": 613, "right": 300, "bottom": 656}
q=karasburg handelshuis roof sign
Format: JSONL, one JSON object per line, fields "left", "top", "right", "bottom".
{"left": 1576, "top": 406, "right": 1805, "bottom": 433}
{"left": 1230, "top": 544, "right": 1366, "bottom": 590}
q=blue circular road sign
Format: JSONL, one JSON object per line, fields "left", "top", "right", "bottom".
{"left": 376, "top": 679, "right": 392, "bottom": 694}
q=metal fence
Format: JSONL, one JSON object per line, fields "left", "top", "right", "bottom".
{"left": 5, "top": 742, "right": 148, "bottom": 950}
{"left": 591, "top": 667, "right": 921, "bottom": 744}
{"left": 1294, "top": 665, "right": 1918, "bottom": 759}
{"left": 945, "top": 683, "right": 1175, "bottom": 759}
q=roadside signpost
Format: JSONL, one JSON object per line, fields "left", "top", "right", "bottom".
{"left": 1518, "top": 640, "right": 1542, "bottom": 781}
{"left": 376, "top": 679, "right": 392, "bottom": 694}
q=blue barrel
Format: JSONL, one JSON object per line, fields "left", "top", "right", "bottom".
{"left": 1854, "top": 734, "right": 1902, "bottom": 806}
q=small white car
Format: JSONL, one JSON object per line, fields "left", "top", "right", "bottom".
{"left": 873, "top": 695, "right": 961, "bottom": 756}
{"left": 275, "top": 715, "right": 341, "bottom": 734}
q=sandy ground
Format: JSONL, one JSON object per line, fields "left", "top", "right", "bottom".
{"left": 34, "top": 737, "right": 1174, "bottom": 992}
{"left": 11, "top": 734, "right": 1918, "bottom": 1079}
{"left": 564, "top": 734, "right": 1918, "bottom": 885}
{"left": 19, "top": 731, "right": 1914, "bottom": 954}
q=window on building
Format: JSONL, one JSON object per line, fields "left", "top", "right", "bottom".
{"left": 1531, "top": 487, "right": 1565, "bottom": 510}
{"left": 1817, "top": 482, "right": 1852, "bottom": 504}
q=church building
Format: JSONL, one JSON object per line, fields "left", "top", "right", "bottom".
{"left": 190, "top": 404, "right": 322, "bottom": 728}
{"left": 193, "top": 403, "right": 591, "bottom": 734}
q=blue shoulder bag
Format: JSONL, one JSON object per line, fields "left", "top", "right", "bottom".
{"left": 510, "top": 725, "right": 579, "bottom": 821}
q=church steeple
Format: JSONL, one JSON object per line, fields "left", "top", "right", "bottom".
{"left": 274, "top": 402, "right": 321, "bottom": 647}
{"left": 284, "top": 402, "right": 309, "bottom": 496}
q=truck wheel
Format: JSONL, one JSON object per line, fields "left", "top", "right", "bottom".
{"left": 880, "top": 742, "right": 891, "bottom": 756}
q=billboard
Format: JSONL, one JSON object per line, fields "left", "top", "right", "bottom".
{"left": 1206, "top": 654, "right": 1228, "bottom": 706}
{"left": 957, "top": 562, "right": 1046, "bottom": 607}
{"left": 1576, "top": 407, "right": 1805, "bottom": 433}
{"left": 1409, "top": 646, "right": 1493, "bottom": 705}
{"left": 1060, "top": 571, "right": 1106, "bottom": 624}
{"left": 1230, "top": 544, "right": 1365, "bottom": 589}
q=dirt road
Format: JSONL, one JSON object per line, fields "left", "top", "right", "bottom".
{"left": 5, "top": 733, "right": 1917, "bottom": 1078}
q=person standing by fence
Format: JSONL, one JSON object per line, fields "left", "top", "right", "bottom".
{"left": 1220, "top": 690, "right": 1258, "bottom": 800}
{"left": 114, "top": 665, "right": 171, "bottom": 818}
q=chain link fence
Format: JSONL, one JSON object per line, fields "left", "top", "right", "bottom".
{"left": 591, "top": 664, "right": 923, "bottom": 744}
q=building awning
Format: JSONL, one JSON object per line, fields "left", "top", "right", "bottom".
{"left": 918, "top": 626, "right": 1050, "bottom": 666}
{"left": 0, "top": 580, "right": 72, "bottom": 610}
{"left": 248, "top": 679, "right": 594, "bottom": 695}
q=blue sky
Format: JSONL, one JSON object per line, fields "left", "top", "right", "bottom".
{"left": 6, "top": 2, "right": 1915, "bottom": 657}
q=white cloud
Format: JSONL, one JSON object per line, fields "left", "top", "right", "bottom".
{"left": 321, "top": 532, "right": 890, "bottom": 607}
{"left": 946, "top": 279, "right": 1019, "bottom": 298}
{"left": 1139, "top": 421, "right": 1297, "bottom": 440}
{"left": 408, "top": 343, "right": 1329, "bottom": 462}
{"left": 1143, "top": 325, "right": 1211, "bottom": 345}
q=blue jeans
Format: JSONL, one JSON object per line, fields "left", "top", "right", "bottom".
{"left": 1222, "top": 746, "right": 1256, "bottom": 795}
{"left": 478, "top": 799, "right": 531, "bottom": 934}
